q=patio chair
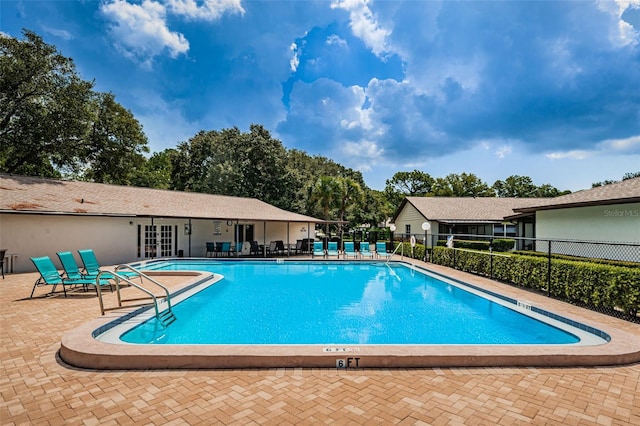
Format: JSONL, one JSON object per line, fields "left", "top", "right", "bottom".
{"left": 30, "top": 256, "right": 111, "bottom": 298}
{"left": 312, "top": 241, "right": 326, "bottom": 258}
{"left": 376, "top": 242, "right": 392, "bottom": 259}
{"left": 359, "top": 243, "right": 374, "bottom": 259}
{"left": 220, "top": 242, "right": 231, "bottom": 257}
{"left": 343, "top": 241, "right": 357, "bottom": 259}
{"left": 250, "top": 241, "right": 260, "bottom": 255}
{"left": 205, "top": 242, "right": 215, "bottom": 258}
{"left": 78, "top": 249, "right": 140, "bottom": 283}
{"left": 266, "top": 241, "right": 278, "bottom": 256}
{"left": 326, "top": 241, "right": 340, "bottom": 258}
{"left": 57, "top": 251, "right": 114, "bottom": 292}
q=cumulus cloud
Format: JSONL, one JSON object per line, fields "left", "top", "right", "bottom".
{"left": 101, "top": 0, "right": 189, "bottom": 64}
{"left": 289, "top": 42, "right": 300, "bottom": 72}
{"left": 165, "top": 0, "right": 244, "bottom": 21}
{"left": 326, "top": 34, "right": 347, "bottom": 47}
{"left": 597, "top": 0, "right": 640, "bottom": 46}
{"left": 331, "top": 0, "right": 392, "bottom": 57}
{"left": 277, "top": 0, "right": 639, "bottom": 175}
{"left": 101, "top": 0, "right": 244, "bottom": 65}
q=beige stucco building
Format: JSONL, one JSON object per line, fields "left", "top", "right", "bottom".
{"left": 0, "top": 174, "right": 321, "bottom": 273}
{"left": 391, "top": 196, "right": 547, "bottom": 246}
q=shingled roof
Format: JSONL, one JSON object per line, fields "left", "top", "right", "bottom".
{"left": 512, "top": 177, "right": 640, "bottom": 213}
{"left": 0, "top": 174, "right": 321, "bottom": 223}
{"left": 395, "top": 196, "right": 549, "bottom": 223}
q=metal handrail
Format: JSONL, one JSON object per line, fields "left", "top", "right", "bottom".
{"left": 95, "top": 271, "right": 160, "bottom": 317}
{"left": 115, "top": 264, "right": 173, "bottom": 312}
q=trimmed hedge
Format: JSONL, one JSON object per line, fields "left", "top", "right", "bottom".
{"left": 436, "top": 239, "right": 515, "bottom": 252}
{"left": 512, "top": 250, "right": 640, "bottom": 269}
{"left": 427, "top": 247, "right": 639, "bottom": 317}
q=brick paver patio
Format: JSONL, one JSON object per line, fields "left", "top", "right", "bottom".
{"left": 2, "top": 263, "right": 639, "bottom": 425}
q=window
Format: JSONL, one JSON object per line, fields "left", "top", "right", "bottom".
{"left": 405, "top": 224, "right": 411, "bottom": 235}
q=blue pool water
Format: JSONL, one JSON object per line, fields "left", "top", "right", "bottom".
{"left": 119, "top": 261, "right": 581, "bottom": 345}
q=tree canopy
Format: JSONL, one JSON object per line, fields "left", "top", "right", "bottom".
{"left": 0, "top": 30, "right": 148, "bottom": 180}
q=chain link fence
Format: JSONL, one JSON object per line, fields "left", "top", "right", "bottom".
{"left": 393, "top": 233, "right": 640, "bottom": 323}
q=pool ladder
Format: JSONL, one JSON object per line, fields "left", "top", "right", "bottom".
{"left": 95, "top": 265, "right": 176, "bottom": 326}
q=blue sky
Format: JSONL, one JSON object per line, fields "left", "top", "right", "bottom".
{"left": 2, "top": 0, "right": 639, "bottom": 192}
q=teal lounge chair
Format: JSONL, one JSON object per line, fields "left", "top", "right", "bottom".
{"left": 58, "top": 251, "right": 99, "bottom": 280}
{"left": 326, "top": 241, "right": 340, "bottom": 258}
{"left": 78, "top": 249, "right": 140, "bottom": 283}
{"left": 376, "top": 242, "right": 392, "bottom": 259}
{"left": 30, "top": 256, "right": 110, "bottom": 298}
{"left": 359, "top": 243, "right": 374, "bottom": 259}
{"left": 313, "top": 241, "right": 326, "bottom": 258}
{"left": 343, "top": 241, "right": 357, "bottom": 259}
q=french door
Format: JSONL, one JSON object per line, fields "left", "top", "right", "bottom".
{"left": 143, "top": 224, "right": 173, "bottom": 258}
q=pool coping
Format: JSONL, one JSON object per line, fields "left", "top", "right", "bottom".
{"left": 59, "top": 261, "right": 640, "bottom": 370}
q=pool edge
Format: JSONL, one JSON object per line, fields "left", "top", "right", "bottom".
{"left": 59, "top": 263, "right": 640, "bottom": 370}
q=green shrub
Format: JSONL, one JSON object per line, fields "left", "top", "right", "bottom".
{"left": 429, "top": 247, "right": 640, "bottom": 317}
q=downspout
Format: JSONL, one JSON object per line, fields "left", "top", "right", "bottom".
{"left": 188, "top": 218, "right": 192, "bottom": 257}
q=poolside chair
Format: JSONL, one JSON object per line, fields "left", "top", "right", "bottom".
{"left": 266, "top": 241, "right": 278, "bottom": 256}
{"left": 376, "top": 242, "right": 392, "bottom": 259}
{"left": 57, "top": 251, "right": 114, "bottom": 292}
{"left": 205, "top": 242, "right": 215, "bottom": 258}
{"left": 30, "top": 256, "right": 111, "bottom": 298}
{"left": 78, "top": 249, "right": 140, "bottom": 283}
{"left": 344, "top": 241, "right": 358, "bottom": 259}
{"left": 343, "top": 242, "right": 357, "bottom": 259}
{"left": 359, "top": 243, "right": 374, "bottom": 259}
{"left": 313, "top": 241, "right": 326, "bottom": 258}
{"left": 220, "top": 242, "right": 231, "bottom": 257}
{"left": 326, "top": 241, "right": 340, "bottom": 258}
{"left": 250, "top": 241, "right": 260, "bottom": 256}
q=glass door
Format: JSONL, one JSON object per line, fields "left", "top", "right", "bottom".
{"left": 160, "top": 225, "right": 172, "bottom": 257}
{"left": 144, "top": 225, "right": 157, "bottom": 258}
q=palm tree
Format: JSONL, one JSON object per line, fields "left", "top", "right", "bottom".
{"left": 310, "top": 176, "right": 340, "bottom": 236}
{"left": 336, "top": 177, "right": 364, "bottom": 233}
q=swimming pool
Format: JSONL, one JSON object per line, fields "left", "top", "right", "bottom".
{"left": 117, "top": 261, "right": 585, "bottom": 345}
{"left": 60, "top": 259, "right": 640, "bottom": 370}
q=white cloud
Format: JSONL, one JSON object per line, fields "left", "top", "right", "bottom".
{"left": 165, "top": 0, "right": 244, "bottom": 21}
{"left": 101, "top": 0, "right": 189, "bottom": 64}
{"left": 331, "top": 0, "right": 392, "bottom": 57}
{"left": 131, "top": 89, "right": 199, "bottom": 150}
{"left": 326, "top": 34, "right": 347, "bottom": 47}
{"left": 289, "top": 42, "right": 300, "bottom": 72}
{"left": 495, "top": 145, "right": 512, "bottom": 159}
{"left": 41, "top": 26, "right": 73, "bottom": 40}
{"left": 597, "top": 0, "right": 640, "bottom": 46}
{"left": 546, "top": 135, "right": 640, "bottom": 160}
{"left": 598, "top": 135, "right": 640, "bottom": 153}
{"left": 546, "top": 150, "right": 593, "bottom": 160}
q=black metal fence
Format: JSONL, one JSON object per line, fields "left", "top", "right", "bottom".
{"left": 394, "top": 233, "right": 640, "bottom": 323}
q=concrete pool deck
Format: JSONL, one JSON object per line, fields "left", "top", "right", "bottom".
{"left": 2, "top": 259, "right": 640, "bottom": 424}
